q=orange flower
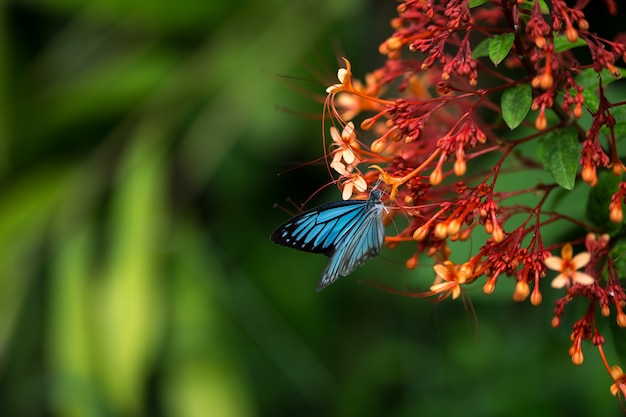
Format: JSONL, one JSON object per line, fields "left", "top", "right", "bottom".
{"left": 326, "top": 57, "right": 353, "bottom": 94}
{"left": 610, "top": 366, "right": 626, "bottom": 398}
{"left": 544, "top": 243, "right": 595, "bottom": 288}
{"left": 430, "top": 261, "right": 468, "bottom": 300}
{"left": 329, "top": 122, "right": 358, "bottom": 167}
{"left": 328, "top": 122, "right": 367, "bottom": 200}
{"left": 338, "top": 172, "right": 367, "bottom": 200}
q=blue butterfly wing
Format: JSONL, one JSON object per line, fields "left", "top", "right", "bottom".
{"left": 271, "top": 200, "right": 368, "bottom": 254}
{"left": 271, "top": 190, "right": 385, "bottom": 290}
{"left": 316, "top": 201, "right": 385, "bottom": 290}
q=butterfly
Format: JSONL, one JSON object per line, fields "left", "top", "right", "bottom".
{"left": 271, "top": 189, "right": 386, "bottom": 291}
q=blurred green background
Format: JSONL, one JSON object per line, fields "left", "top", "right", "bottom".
{"left": 0, "top": 0, "right": 623, "bottom": 416}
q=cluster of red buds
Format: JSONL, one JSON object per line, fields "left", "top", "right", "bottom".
{"left": 321, "top": 0, "right": 626, "bottom": 404}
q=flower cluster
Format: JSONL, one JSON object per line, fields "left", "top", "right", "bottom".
{"left": 320, "top": 0, "right": 626, "bottom": 405}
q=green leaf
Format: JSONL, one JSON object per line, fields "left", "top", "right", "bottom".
{"left": 518, "top": 0, "right": 550, "bottom": 14}
{"left": 575, "top": 67, "right": 626, "bottom": 112}
{"left": 579, "top": 87, "right": 599, "bottom": 113}
{"left": 602, "top": 105, "right": 626, "bottom": 142}
{"left": 577, "top": 67, "right": 626, "bottom": 90}
{"left": 501, "top": 84, "right": 532, "bottom": 129}
{"left": 49, "top": 225, "right": 96, "bottom": 416}
{"left": 537, "top": 127, "right": 579, "bottom": 190}
{"left": 586, "top": 170, "right": 622, "bottom": 234}
{"left": 608, "top": 238, "right": 626, "bottom": 361}
{"left": 97, "top": 129, "right": 167, "bottom": 415}
{"left": 472, "top": 38, "right": 491, "bottom": 59}
{"left": 597, "top": 105, "right": 626, "bottom": 143}
{"left": 610, "top": 238, "right": 626, "bottom": 278}
{"left": 488, "top": 33, "right": 515, "bottom": 66}
{"left": 553, "top": 33, "right": 587, "bottom": 53}
{"left": 469, "top": 0, "right": 490, "bottom": 7}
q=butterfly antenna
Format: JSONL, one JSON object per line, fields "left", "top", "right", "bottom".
{"left": 371, "top": 178, "right": 383, "bottom": 191}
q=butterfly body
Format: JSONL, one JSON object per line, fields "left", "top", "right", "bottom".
{"left": 271, "top": 190, "right": 385, "bottom": 291}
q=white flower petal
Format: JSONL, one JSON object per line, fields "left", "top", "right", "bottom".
{"left": 342, "top": 149, "right": 355, "bottom": 164}
{"left": 551, "top": 274, "right": 569, "bottom": 289}
{"left": 544, "top": 256, "right": 563, "bottom": 271}
{"left": 330, "top": 160, "right": 348, "bottom": 176}
{"left": 337, "top": 68, "right": 348, "bottom": 83}
{"left": 571, "top": 252, "right": 591, "bottom": 269}
{"left": 330, "top": 126, "right": 342, "bottom": 143}
{"left": 573, "top": 272, "right": 595, "bottom": 286}
{"left": 342, "top": 122, "right": 355, "bottom": 138}
{"left": 353, "top": 176, "right": 367, "bottom": 192}
{"left": 326, "top": 84, "right": 341, "bottom": 93}
{"left": 342, "top": 182, "right": 354, "bottom": 200}
{"left": 433, "top": 264, "right": 450, "bottom": 281}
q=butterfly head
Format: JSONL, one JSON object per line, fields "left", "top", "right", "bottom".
{"left": 369, "top": 188, "right": 383, "bottom": 202}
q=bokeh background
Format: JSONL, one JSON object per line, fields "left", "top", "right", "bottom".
{"left": 1, "top": 0, "right": 624, "bottom": 416}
